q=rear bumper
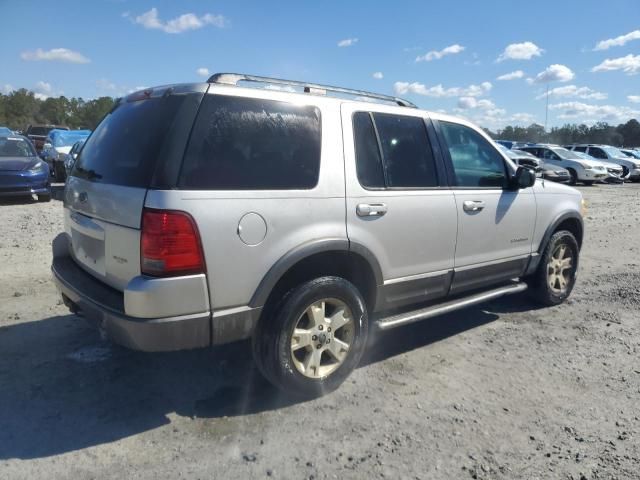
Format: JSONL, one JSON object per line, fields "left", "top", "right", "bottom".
{"left": 51, "top": 233, "right": 261, "bottom": 350}
{"left": 52, "top": 255, "right": 211, "bottom": 351}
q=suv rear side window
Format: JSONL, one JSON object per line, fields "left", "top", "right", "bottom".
{"left": 179, "top": 95, "right": 321, "bottom": 190}
{"left": 73, "top": 95, "right": 195, "bottom": 188}
{"left": 352, "top": 112, "right": 438, "bottom": 189}
{"left": 440, "top": 121, "right": 506, "bottom": 188}
{"left": 373, "top": 113, "right": 438, "bottom": 188}
{"left": 353, "top": 112, "right": 385, "bottom": 188}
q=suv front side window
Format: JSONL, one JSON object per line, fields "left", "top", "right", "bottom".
{"left": 440, "top": 121, "right": 507, "bottom": 188}
{"left": 542, "top": 149, "right": 561, "bottom": 160}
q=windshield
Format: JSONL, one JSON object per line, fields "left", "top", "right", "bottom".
{"left": 0, "top": 127, "right": 12, "bottom": 136}
{"left": 602, "top": 146, "right": 626, "bottom": 157}
{"left": 51, "top": 131, "right": 91, "bottom": 147}
{"left": 0, "top": 137, "right": 36, "bottom": 157}
{"left": 551, "top": 147, "right": 582, "bottom": 160}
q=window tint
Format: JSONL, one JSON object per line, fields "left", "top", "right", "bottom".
{"left": 353, "top": 112, "right": 385, "bottom": 188}
{"left": 179, "top": 95, "right": 321, "bottom": 190}
{"left": 589, "top": 147, "right": 606, "bottom": 159}
{"left": 73, "top": 95, "right": 195, "bottom": 187}
{"left": 573, "top": 146, "right": 587, "bottom": 152}
{"left": 542, "top": 149, "right": 560, "bottom": 160}
{"left": 372, "top": 113, "right": 437, "bottom": 188}
{"left": 440, "top": 121, "right": 506, "bottom": 188}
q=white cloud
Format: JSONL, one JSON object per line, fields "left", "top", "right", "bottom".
{"left": 497, "top": 70, "right": 524, "bottom": 81}
{"left": 456, "top": 97, "right": 497, "bottom": 110}
{"left": 497, "top": 42, "right": 544, "bottom": 62}
{"left": 509, "top": 113, "right": 536, "bottom": 124}
{"left": 337, "top": 38, "right": 358, "bottom": 47}
{"left": 132, "top": 8, "right": 227, "bottom": 34}
{"left": 21, "top": 48, "right": 90, "bottom": 64}
{"left": 35, "top": 81, "right": 52, "bottom": 94}
{"left": 592, "top": 54, "right": 640, "bottom": 75}
{"left": 1, "top": 84, "right": 15, "bottom": 94}
{"left": 415, "top": 44, "right": 465, "bottom": 62}
{"left": 594, "top": 30, "right": 640, "bottom": 51}
{"left": 628, "top": 95, "right": 640, "bottom": 104}
{"left": 536, "top": 85, "right": 607, "bottom": 100}
{"left": 196, "top": 67, "right": 210, "bottom": 77}
{"left": 394, "top": 81, "right": 492, "bottom": 98}
{"left": 533, "top": 64, "right": 575, "bottom": 84}
{"left": 372, "top": 71, "right": 383, "bottom": 79}
{"left": 549, "top": 101, "right": 640, "bottom": 122}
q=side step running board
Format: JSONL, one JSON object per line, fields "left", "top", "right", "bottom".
{"left": 376, "top": 282, "right": 528, "bottom": 331}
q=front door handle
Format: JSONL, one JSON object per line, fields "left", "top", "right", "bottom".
{"left": 463, "top": 200, "right": 486, "bottom": 212}
{"left": 357, "top": 203, "right": 388, "bottom": 217}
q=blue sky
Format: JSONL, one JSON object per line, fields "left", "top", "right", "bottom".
{"left": 1, "top": 0, "right": 639, "bottom": 129}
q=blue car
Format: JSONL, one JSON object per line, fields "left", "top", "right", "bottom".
{"left": 0, "top": 126, "right": 13, "bottom": 136}
{"left": 0, "top": 135, "right": 51, "bottom": 201}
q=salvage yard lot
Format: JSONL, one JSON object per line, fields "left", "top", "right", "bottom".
{"left": 0, "top": 183, "right": 639, "bottom": 479}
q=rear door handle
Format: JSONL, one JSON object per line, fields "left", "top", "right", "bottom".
{"left": 462, "top": 200, "right": 486, "bottom": 212}
{"left": 357, "top": 203, "right": 388, "bottom": 217}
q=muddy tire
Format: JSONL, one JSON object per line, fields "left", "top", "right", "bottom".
{"left": 252, "top": 276, "right": 368, "bottom": 397}
{"left": 528, "top": 230, "right": 579, "bottom": 306}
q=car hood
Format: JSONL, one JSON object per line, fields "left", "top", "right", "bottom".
{"left": 0, "top": 156, "right": 40, "bottom": 172}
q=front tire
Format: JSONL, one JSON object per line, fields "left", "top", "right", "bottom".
{"left": 252, "top": 277, "right": 368, "bottom": 397}
{"left": 528, "top": 230, "right": 579, "bottom": 306}
{"left": 582, "top": 180, "right": 595, "bottom": 186}
{"left": 567, "top": 169, "right": 578, "bottom": 185}
{"left": 54, "top": 162, "right": 66, "bottom": 182}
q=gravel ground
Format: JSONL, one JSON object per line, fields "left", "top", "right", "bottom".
{"left": 1, "top": 183, "right": 639, "bottom": 480}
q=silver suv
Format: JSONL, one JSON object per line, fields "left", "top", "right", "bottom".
{"left": 52, "top": 73, "right": 585, "bottom": 396}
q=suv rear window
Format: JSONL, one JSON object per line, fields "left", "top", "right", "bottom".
{"left": 27, "top": 127, "right": 50, "bottom": 136}
{"left": 178, "top": 95, "right": 321, "bottom": 190}
{"left": 72, "top": 95, "right": 196, "bottom": 188}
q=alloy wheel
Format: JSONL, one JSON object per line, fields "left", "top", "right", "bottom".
{"left": 290, "top": 298, "right": 355, "bottom": 379}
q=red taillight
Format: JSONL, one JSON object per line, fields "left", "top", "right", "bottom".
{"left": 141, "top": 208, "right": 204, "bottom": 277}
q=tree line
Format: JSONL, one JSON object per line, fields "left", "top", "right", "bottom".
{"left": 0, "top": 89, "right": 115, "bottom": 132}
{"left": 1, "top": 88, "right": 640, "bottom": 148}
{"left": 484, "top": 120, "right": 640, "bottom": 148}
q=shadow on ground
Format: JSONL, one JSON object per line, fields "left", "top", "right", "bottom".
{"left": 0, "top": 293, "right": 538, "bottom": 459}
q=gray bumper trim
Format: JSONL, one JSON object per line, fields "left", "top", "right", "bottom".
{"left": 52, "top": 255, "right": 211, "bottom": 352}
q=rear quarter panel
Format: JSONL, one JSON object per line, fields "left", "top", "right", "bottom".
{"left": 144, "top": 89, "right": 346, "bottom": 310}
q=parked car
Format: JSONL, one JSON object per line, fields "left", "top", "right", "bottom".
{"left": 41, "top": 129, "right": 91, "bottom": 181}
{"left": 25, "top": 124, "right": 69, "bottom": 152}
{"left": 572, "top": 151, "right": 624, "bottom": 183}
{"left": 0, "top": 135, "right": 51, "bottom": 201}
{"left": 539, "top": 163, "right": 571, "bottom": 183}
{"left": 52, "top": 74, "right": 584, "bottom": 396}
{"left": 620, "top": 148, "right": 640, "bottom": 160}
{"left": 64, "top": 139, "right": 86, "bottom": 177}
{"left": 565, "top": 144, "right": 640, "bottom": 182}
{"left": 519, "top": 145, "right": 608, "bottom": 185}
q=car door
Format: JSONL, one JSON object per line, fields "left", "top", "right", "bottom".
{"left": 435, "top": 119, "right": 536, "bottom": 294}
{"left": 341, "top": 104, "right": 458, "bottom": 311}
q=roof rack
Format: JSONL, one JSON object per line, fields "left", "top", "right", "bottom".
{"left": 207, "top": 73, "right": 417, "bottom": 108}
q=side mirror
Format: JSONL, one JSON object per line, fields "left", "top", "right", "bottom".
{"left": 513, "top": 166, "right": 536, "bottom": 189}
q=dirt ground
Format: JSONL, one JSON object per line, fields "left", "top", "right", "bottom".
{"left": 1, "top": 183, "right": 639, "bottom": 480}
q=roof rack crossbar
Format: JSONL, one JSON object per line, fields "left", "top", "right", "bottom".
{"left": 207, "top": 73, "right": 417, "bottom": 108}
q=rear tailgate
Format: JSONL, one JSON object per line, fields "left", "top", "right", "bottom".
{"left": 63, "top": 84, "right": 207, "bottom": 291}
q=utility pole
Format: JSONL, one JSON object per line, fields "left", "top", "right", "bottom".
{"left": 544, "top": 83, "right": 549, "bottom": 134}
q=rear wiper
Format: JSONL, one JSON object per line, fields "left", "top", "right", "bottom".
{"left": 75, "top": 166, "right": 103, "bottom": 180}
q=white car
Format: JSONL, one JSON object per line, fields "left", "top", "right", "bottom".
{"left": 566, "top": 145, "right": 640, "bottom": 182}
{"left": 519, "top": 145, "right": 609, "bottom": 185}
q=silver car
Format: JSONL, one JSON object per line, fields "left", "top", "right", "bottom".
{"left": 52, "top": 74, "right": 584, "bottom": 396}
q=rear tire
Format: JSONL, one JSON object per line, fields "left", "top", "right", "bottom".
{"left": 567, "top": 169, "right": 578, "bottom": 185}
{"left": 528, "top": 230, "right": 579, "bottom": 306}
{"left": 252, "top": 276, "right": 368, "bottom": 397}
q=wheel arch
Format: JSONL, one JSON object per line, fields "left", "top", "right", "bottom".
{"left": 249, "top": 239, "right": 382, "bottom": 314}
